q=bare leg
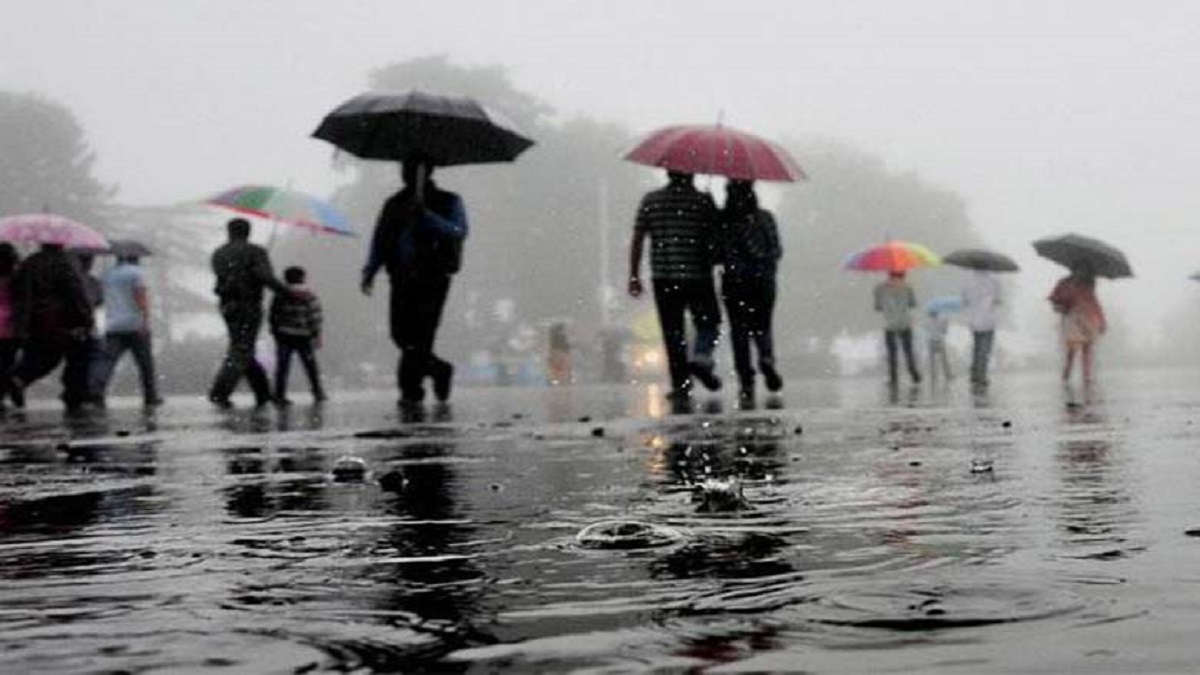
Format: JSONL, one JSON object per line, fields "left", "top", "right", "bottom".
{"left": 1062, "top": 345, "right": 1077, "bottom": 382}
{"left": 1081, "top": 343, "right": 1094, "bottom": 384}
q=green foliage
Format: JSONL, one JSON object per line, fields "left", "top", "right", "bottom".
{"left": 0, "top": 91, "right": 113, "bottom": 223}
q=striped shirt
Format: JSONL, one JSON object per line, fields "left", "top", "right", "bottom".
{"left": 635, "top": 185, "right": 719, "bottom": 281}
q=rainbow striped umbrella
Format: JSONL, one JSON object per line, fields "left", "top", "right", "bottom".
{"left": 206, "top": 185, "right": 353, "bottom": 237}
{"left": 843, "top": 240, "right": 941, "bottom": 272}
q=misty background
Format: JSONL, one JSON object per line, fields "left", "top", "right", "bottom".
{"left": 3, "top": 1, "right": 1199, "bottom": 393}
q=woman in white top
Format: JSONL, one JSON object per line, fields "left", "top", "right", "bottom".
{"left": 962, "top": 270, "right": 1001, "bottom": 386}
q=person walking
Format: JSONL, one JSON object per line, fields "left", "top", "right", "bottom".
{"left": 874, "top": 271, "right": 922, "bottom": 385}
{"left": 208, "top": 218, "right": 290, "bottom": 409}
{"left": 0, "top": 243, "right": 20, "bottom": 408}
{"left": 8, "top": 242, "right": 96, "bottom": 411}
{"left": 628, "top": 171, "right": 723, "bottom": 403}
{"left": 718, "top": 179, "right": 783, "bottom": 405}
{"left": 962, "top": 269, "right": 1002, "bottom": 386}
{"left": 90, "top": 251, "right": 162, "bottom": 407}
{"left": 1049, "top": 263, "right": 1105, "bottom": 385}
{"left": 925, "top": 307, "right": 952, "bottom": 382}
{"left": 362, "top": 160, "right": 467, "bottom": 407}
{"left": 270, "top": 266, "right": 326, "bottom": 405}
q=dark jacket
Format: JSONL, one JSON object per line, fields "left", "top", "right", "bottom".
{"left": 720, "top": 209, "right": 782, "bottom": 280}
{"left": 362, "top": 183, "right": 468, "bottom": 285}
{"left": 13, "top": 247, "right": 94, "bottom": 344}
{"left": 269, "top": 286, "right": 322, "bottom": 339}
{"left": 211, "top": 239, "right": 287, "bottom": 306}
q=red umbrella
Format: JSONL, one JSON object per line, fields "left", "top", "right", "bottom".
{"left": 623, "top": 124, "right": 805, "bottom": 182}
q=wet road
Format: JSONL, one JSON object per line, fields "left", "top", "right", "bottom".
{"left": 2, "top": 370, "right": 1200, "bottom": 672}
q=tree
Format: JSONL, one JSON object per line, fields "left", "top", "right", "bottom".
{"left": 772, "top": 139, "right": 985, "bottom": 372}
{"left": 282, "top": 56, "right": 649, "bottom": 386}
{"left": 0, "top": 92, "right": 113, "bottom": 224}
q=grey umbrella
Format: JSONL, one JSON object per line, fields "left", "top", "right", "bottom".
{"left": 312, "top": 90, "right": 535, "bottom": 166}
{"left": 943, "top": 248, "right": 1019, "bottom": 272}
{"left": 1032, "top": 233, "right": 1132, "bottom": 279}
{"left": 104, "top": 239, "right": 152, "bottom": 258}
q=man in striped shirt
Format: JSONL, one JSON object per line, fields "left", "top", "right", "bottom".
{"left": 628, "top": 171, "right": 723, "bottom": 402}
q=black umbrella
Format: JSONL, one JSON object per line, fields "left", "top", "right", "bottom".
{"left": 312, "top": 90, "right": 535, "bottom": 166}
{"left": 1032, "top": 233, "right": 1132, "bottom": 279}
{"left": 105, "top": 239, "right": 153, "bottom": 258}
{"left": 942, "top": 248, "right": 1019, "bottom": 272}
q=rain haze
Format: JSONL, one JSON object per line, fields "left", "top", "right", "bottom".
{"left": 2, "top": 0, "right": 1198, "bottom": 364}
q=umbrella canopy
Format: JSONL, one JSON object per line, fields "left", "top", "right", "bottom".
{"left": 207, "top": 185, "right": 353, "bottom": 236}
{"left": 0, "top": 213, "right": 108, "bottom": 250}
{"left": 1032, "top": 233, "right": 1132, "bottom": 279}
{"left": 925, "top": 296, "right": 964, "bottom": 314}
{"left": 843, "top": 240, "right": 941, "bottom": 272}
{"left": 943, "top": 248, "right": 1019, "bottom": 272}
{"left": 105, "top": 239, "right": 153, "bottom": 258}
{"left": 623, "top": 124, "right": 805, "bottom": 182}
{"left": 312, "top": 90, "right": 535, "bottom": 166}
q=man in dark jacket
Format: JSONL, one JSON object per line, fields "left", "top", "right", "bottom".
{"left": 361, "top": 160, "right": 468, "bottom": 406}
{"left": 208, "top": 218, "right": 289, "bottom": 408}
{"left": 9, "top": 242, "right": 96, "bottom": 411}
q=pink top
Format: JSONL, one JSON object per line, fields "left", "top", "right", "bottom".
{"left": 0, "top": 277, "right": 13, "bottom": 340}
{"left": 1049, "top": 276, "right": 1106, "bottom": 335}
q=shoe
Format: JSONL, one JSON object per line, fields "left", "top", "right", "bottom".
{"left": 144, "top": 396, "right": 165, "bottom": 407}
{"left": 313, "top": 390, "right": 328, "bottom": 403}
{"left": 432, "top": 362, "right": 454, "bottom": 402}
{"left": 761, "top": 365, "right": 784, "bottom": 393}
{"left": 273, "top": 397, "right": 293, "bottom": 408}
{"left": 208, "top": 395, "right": 233, "bottom": 410}
{"left": 688, "top": 361, "right": 722, "bottom": 391}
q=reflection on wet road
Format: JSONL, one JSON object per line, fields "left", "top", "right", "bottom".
{"left": 1, "top": 371, "right": 1198, "bottom": 672}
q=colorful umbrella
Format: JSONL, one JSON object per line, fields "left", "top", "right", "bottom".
{"left": 312, "top": 90, "right": 535, "bottom": 166}
{"left": 206, "top": 185, "right": 353, "bottom": 237}
{"left": 0, "top": 213, "right": 108, "bottom": 250}
{"left": 843, "top": 240, "right": 941, "bottom": 272}
{"left": 623, "top": 124, "right": 805, "bottom": 182}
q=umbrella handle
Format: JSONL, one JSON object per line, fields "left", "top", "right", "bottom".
{"left": 415, "top": 164, "right": 427, "bottom": 206}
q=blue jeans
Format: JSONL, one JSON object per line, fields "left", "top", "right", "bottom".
{"left": 92, "top": 331, "right": 159, "bottom": 402}
{"left": 971, "top": 330, "right": 995, "bottom": 384}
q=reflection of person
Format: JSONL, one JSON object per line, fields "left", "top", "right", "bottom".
{"left": 874, "top": 271, "right": 921, "bottom": 384}
{"left": 91, "top": 251, "right": 162, "bottom": 407}
{"left": 9, "top": 243, "right": 96, "bottom": 411}
{"left": 719, "top": 179, "right": 783, "bottom": 403}
{"left": 0, "top": 244, "right": 21, "bottom": 407}
{"left": 1049, "top": 264, "right": 1106, "bottom": 384}
{"left": 270, "top": 266, "right": 326, "bottom": 405}
{"left": 547, "top": 322, "right": 571, "bottom": 385}
{"left": 962, "top": 270, "right": 1001, "bottom": 386}
{"left": 362, "top": 160, "right": 467, "bottom": 407}
{"left": 628, "top": 171, "right": 722, "bottom": 402}
{"left": 925, "top": 308, "right": 952, "bottom": 381}
{"left": 208, "top": 218, "right": 289, "bottom": 409}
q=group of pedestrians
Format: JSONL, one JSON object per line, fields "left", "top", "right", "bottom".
{"left": 0, "top": 240, "right": 159, "bottom": 412}
{"left": 628, "top": 171, "right": 783, "bottom": 406}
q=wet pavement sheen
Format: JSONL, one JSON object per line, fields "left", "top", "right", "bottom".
{"left": 2, "top": 370, "right": 1199, "bottom": 672}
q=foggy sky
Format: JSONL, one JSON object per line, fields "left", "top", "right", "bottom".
{"left": 4, "top": 0, "right": 1199, "bottom": 350}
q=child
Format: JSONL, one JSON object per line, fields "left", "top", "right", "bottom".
{"left": 926, "top": 307, "right": 952, "bottom": 382}
{"left": 270, "top": 266, "right": 326, "bottom": 404}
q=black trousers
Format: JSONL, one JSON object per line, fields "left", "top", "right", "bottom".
{"left": 92, "top": 331, "right": 159, "bottom": 402}
{"left": 0, "top": 339, "right": 17, "bottom": 397}
{"left": 209, "top": 302, "right": 270, "bottom": 403}
{"left": 390, "top": 275, "right": 452, "bottom": 402}
{"left": 11, "top": 337, "right": 94, "bottom": 406}
{"left": 884, "top": 329, "right": 921, "bottom": 383}
{"left": 722, "top": 276, "right": 777, "bottom": 387}
{"left": 274, "top": 334, "right": 324, "bottom": 399}
{"left": 652, "top": 278, "right": 721, "bottom": 394}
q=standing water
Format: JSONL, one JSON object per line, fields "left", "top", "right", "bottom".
{"left": 1, "top": 369, "right": 1200, "bottom": 672}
